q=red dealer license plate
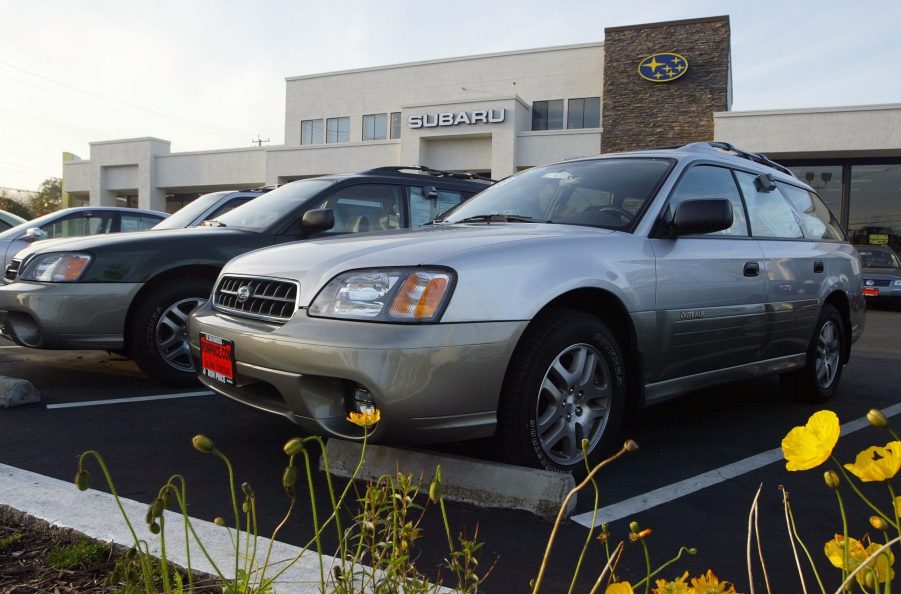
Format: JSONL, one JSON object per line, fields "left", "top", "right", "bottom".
{"left": 863, "top": 287, "right": 880, "bottom": 297}
{"left": 200, "top": 333, "right": 235, "bottom": 385}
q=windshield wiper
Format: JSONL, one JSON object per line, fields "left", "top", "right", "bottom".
{"left": 454, "top": 214, "right": 539, "bottom": 224}
{"left": 201, "top": 219, "right": 226, "bottom": 227}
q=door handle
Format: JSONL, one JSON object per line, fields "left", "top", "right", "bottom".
{"left": 814, "top": 260, "right": 824, "bottom": 273}
{"left": 743, "top": 261, "right": 760, "bottom": 277}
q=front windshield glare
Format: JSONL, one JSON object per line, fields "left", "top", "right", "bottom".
{"left": 153, "top": 192, "right": 229, "bottom": 230}
{"left": 858, "top": 249, "right": 901, "bottom": 269}
{"left": 443, "top": 158, "right": 672, "bottom": 230}
{"left": 213, "top": 179, "right": 336, "bottom": 232}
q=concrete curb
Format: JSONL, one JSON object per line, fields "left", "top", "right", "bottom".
{"left": 0, "top": 375, "right": 40, "bottom": 408}
{"left": 322, "top": 440, "right": 576, "bottom": 521}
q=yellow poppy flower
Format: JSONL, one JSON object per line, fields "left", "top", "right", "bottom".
{"left": 346, "top": 409, "right": 381, "bottom": 427}
{"left": 653, "top": 571, "right": 691, "bottom": 594}
{"left": 605, "top": 582, "right": 634, "bottom": 594}
{"left": 859, "top": 543, "right": 895, "bottom": 585}
{"left": 826, "top": 535, "right": 896, "bottom": 585}
{"left": 781, "top": 410, "right": 841, "bottom": 471}
{"left": 824, "top": 535, "right": 867, "bottom": 569}
{"left": 690, "top": 569, "right": 740, "bottom": 593}
{"left": 844, "top": 441, "right": 901, "bottom": 482}
{"left": 895, "top": 495, "right": 901, "bottom": 518}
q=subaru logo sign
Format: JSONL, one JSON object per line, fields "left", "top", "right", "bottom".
{"left": 638, "top": 53, "right": 689, "bottom": 83}
{"left": 865, "top": 279, "right": 875, "bottom": 286}
{"left": 237, "top": 285, "right": 252, "bottom": 303}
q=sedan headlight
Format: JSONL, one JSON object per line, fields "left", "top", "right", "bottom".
{"left": 20, "top": 253, "right": 92, "bottom": 282}
{"left": 894, "top": 280, "right": 901, "bottom": 287}
{"left": 309, "top": 268, "right": 455, "bottom": 323}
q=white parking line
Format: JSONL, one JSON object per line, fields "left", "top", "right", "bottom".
{"left": 0, "top": 345, "right": 22, "bottom": 349}
{"left": 572, "top": 402, "right": 901, "bottom": 528}
{"left": 46, "top": 391, "right": 214, "bottom": 409}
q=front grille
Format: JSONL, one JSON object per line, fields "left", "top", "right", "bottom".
{"left": 5, "top": 259, "right": 21, "bottom": 282}
{"left": 213, "top": 275, "right": 299, "bottom": 324}
{"left": 865, "top": 278, "right": 891, "bottom": 287}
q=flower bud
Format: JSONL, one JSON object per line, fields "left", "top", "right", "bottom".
{"left": 688, "top": 547, "right": 698, "bottom": 555}
{"left": 629, "top": 521, "right": 640, "bottom": 533}
{"left": 241, "top": 482, "right": 254, "bottom": 498}
{"left": 282, "top": 466, "right": 297, "bottom": 489}
{"left": 242, "top": 501, "right": 250, "bottom": 514}
{"left": 580, "top": 438, "right": 590, "bottom": 453}
{"left": 867, "top": 409, "right": 889, "bottom": 429}
{"left": 624, "top": 440, "right": 639, "bottom": 452}
{"left": 823, "top": 470, "right": 841, "bottom": 489}
{"left": 283, "top": 437, "right": 305, "bottom": 456}
{"left": 74, "top": 470, "right": 90, "bottom": 491}
{"left": 429, "top": 479, "right": 442, "bottom": 503}
{"left": 150, "top": 498, "right": 164, "bottom": 519}
{"left": 214, "top": 517, "right": 225, "bottom": 526}
{"left": 192, "top": 434, "right": 215, "bottom": 454}
{"left": 870, "top": 516, "right": 889, "bottom": 531}
{"left": 149, "top": 522, "right": 161, "bottom": 535}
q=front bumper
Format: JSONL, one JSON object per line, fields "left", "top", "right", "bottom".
{"left": 862, "top": 283, "right": 901, "bottom": 303}
{"left": 188, "top": 301, "right": 528, "bottom": 444}
{"left": 0, "top": 281, "right": 142, "bottom": 350}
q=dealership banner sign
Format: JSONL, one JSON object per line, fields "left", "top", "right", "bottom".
{"left": 408, "top": 108, "right": 505, "bottom": 128}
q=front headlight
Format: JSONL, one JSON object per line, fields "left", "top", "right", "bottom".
{"left": 309, "top": 268, "right": 455, "bottom": 323}
{"left": 20, "top": 253, "right": 92, "bottom": 282}
{"left": 894, "top": 280, "right": 901, "bottom": 287}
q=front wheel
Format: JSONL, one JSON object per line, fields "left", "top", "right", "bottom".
{"left": 780, "top": 304, "right": 845, "bottom": 403}
{"left": 126, "top": 277, "right": 213, "bottom": 386}
{"left": 496, "top": 309, "right": 627, "bottom": 474}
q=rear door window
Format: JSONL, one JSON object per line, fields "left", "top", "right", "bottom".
{"left": 735, "top": 172, "right": 804, "bottom": 239}
{"left": 777, "top": 183, "right": 844, "bottom": 241}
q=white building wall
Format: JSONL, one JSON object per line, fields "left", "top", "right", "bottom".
{"left": 265, "top": 141, "right": 401, "bottom": 185}
{"left": 714, "top": 104, "right": 901, "bottom": 158}
{"left": 156, "top": 147, "right": 267, "bottom": 191}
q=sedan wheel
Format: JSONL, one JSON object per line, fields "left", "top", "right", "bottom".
{"left": 155, "top": 297, "right": 207, "bottom": 373}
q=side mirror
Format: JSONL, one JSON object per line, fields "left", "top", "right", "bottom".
{"left": 21, "top": 227, "right": 46, "bottom": 242}
{"left": 668, "top": 198, "right": 733, "bottom": 236}
{"left": 300, "top": 209, "right": 335, "bottom": 234}
{"left": 423, "top": 186, "right": 439, "bottom": 199}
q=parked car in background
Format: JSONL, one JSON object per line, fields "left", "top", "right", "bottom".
{"left": 152, "top": 187, "right": 273, "bottom": 230}
{"left": 189, "top": 143, "right": 865, "bottom": 473}
{"left": 0, "top": 210, "right": 27, "bottom": 231}
{"left": 0, "top": 168, "right": 491, "bottom": 385}
{"left": 856, "top": 244, "right": 901, "bottom": 307}
{"left": 0, "top": 207, "right": 168, "bottom": 269}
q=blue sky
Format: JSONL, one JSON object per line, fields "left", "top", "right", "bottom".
{"left": 0, "top": 0, "right": 899, "bottom": 191}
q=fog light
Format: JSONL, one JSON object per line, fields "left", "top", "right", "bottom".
{"left": 351, "top": 385, "right": 377, "bottom": 414}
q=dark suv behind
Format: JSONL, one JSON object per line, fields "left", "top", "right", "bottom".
{"left": 0, "top": 167, "right": 491, "bottom": 385}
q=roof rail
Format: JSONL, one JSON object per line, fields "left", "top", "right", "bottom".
{"left": 362, "top": 165, "right": 496, "bottom": 183}
{"left": 237, "top": 184, "right": 277, "bottom": 192}
{"left": 683, "top": 142, "right": 796, "bottom": 178}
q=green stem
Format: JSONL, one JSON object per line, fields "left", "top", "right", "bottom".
{"left": 165, "top": 483, "right": 226, "bottom": 581}
{"left": 213, "top": 448, "right": 241, "bottom": 582}
{"left": 567, "top": 452, "right": 600, "bottom": 594}
{"left": 166, "top": 478, "right": 195, "bottom": 592}
{"left": 632, "top": 547, "right": 695, "bottom": 590}
{"left": 437, "top": 472, "right": 464, "bottom": 589}
{"left": 78, "top": 451, "right": 155, "bottom": 591}
{"left": 783, "top": 488, "right": 826, "bottom": 594}
{"left": 833, "top": 458, "right": 899, "bottom": 529}
{"left": 158, "top": 514, "right": 172, "bottom": 593}
{"left": 836, "top": 488, "right": 850, "bottom": 593}
{"left": 256, "top": 495, "right": 296, "bottom": 591}
{"left": 301, "top": 448, "right": 325, "bottom": 590}
{"left": 309, "top": 436, "right": 346, "bottom": 560}
{"left": 889, "top": 484, "right": 901, "bottom": 542}
{"left": 242, "top": 497, "right": 252, "bottom": 584}
{"left": 641, "top": 539, "right": 651, "bottom": 594}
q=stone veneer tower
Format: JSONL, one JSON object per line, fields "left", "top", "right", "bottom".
{"left": 601, "top": 16, "right": 731, "bottom": 153}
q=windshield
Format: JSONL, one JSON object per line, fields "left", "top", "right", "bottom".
{"left": 442, "top": 158, "right": 673, "bottom": 230}
{"left": 212, "top": 179, "right": 336, "bottom": 232}
{"left": 152, "top": 192, "right": 230, "bottom": 230}
{"left": 858, "top": 248, "right": 901, "bottom": 269}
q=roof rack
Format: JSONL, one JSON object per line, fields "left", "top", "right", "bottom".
{"left": 362, "top": 165, "right": 496, "bottom": 183}
{"left": 237, "top": 185, "right": 277, "bottom": 192}
{"left": 683, "top": 142, "right": 796, "bottom": 178}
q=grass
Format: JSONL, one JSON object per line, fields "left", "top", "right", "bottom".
{"left": 46, "top": 536, "right": 110, "bottom": 569}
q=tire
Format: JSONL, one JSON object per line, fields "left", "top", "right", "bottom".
{"left": 126, "top": 277, "right": 213, "bottom": 386}
{"left": 496, "top": 309, "right": 627, "bottom": 474}
{"left": 779, "top": 304, "right": 845, "bottom": 404}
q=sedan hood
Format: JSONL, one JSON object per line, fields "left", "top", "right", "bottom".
{"left": 223, "top": 223, "right": 615, "bottom": 304}
{"left": 862, "top": 266, "right": 901, "bottom": 279}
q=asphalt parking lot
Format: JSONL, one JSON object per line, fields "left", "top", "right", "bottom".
{"left": 1, "top": 307, "right": 900, "bottom": 593}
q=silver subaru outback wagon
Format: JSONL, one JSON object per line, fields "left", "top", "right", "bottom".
{"left": 188, "top": 142, "right": 865, "bottom": 474}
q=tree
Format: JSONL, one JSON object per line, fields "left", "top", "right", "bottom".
{"left": 0, "top": 192, "right": 34, "bottom": 219}
{"left": 31, "top": 177, "right": 62, "bottom": 217}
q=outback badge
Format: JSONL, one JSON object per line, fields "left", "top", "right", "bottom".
{"left": 638, "top": 53, "right": 689, "bottom": 83}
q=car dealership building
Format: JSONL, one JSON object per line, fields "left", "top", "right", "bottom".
{"left": 62, "top": 15, "right": 901, "bottom": 252}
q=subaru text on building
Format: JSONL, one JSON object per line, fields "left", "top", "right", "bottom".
{"left": 0, "top": 170, "right": 489, "bottom": 385}
{"left": 188, "top": 143, "right": 865, "bottom": 473}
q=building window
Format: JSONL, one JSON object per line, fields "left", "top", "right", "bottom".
{"left": 848, "top": 164, "right": 901, "bottom": 252}
{"left": 326, "top": 117, "right": 350, "bottom": 143}
{"left": 567, "top": 97, "right": 601, "bottom": 129}
{"left": 301, "top": 119, "right": 323, "bottom": 145}
{"left": 531, "top": 100, "right": 563, "bottom": 131}
{"left": 362, "top": 113, "right": 388, "bottom": 141}
{"left": 390, "top": 112, "right": 402, "bottom": 139}
{"left": 789, "top": 166, "right": 843, "bottom": 222}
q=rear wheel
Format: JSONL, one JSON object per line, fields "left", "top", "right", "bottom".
{"left": 780, "top": 304, "right": 844, "bottom": 403}
{"left": 127, "top": 277, "right": 213, "bottom": 386}
{"left": 497, "top": 309, "right": 626, "bottom": 474}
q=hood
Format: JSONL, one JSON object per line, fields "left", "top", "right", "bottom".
{"left": 223, "top": 223, "right": 615, "bottom": 303}
{"left": 861, "top": 265, "right": 901, "bottom": 279}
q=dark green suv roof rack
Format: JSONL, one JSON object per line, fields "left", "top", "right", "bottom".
{"left": 683, "top": 142, "right": 796, "bottom": 178}
{"left": 362, "top": 165, "right": 496, "bottom": 183}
